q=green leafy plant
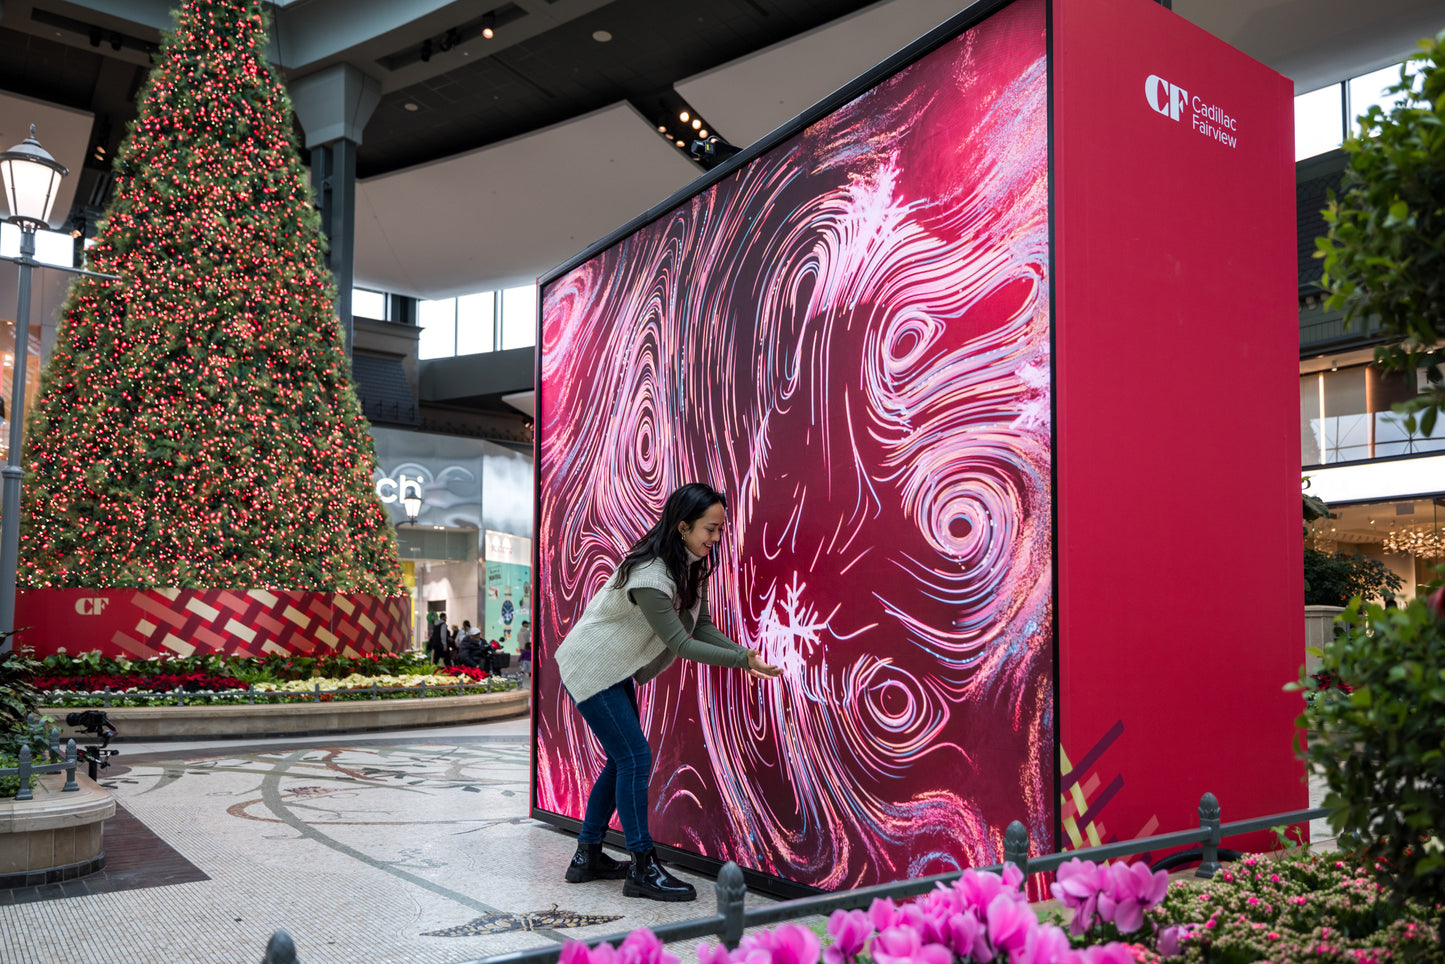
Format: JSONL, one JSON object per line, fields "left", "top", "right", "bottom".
{"left": 0, "top": 651, "right": 41, "bottom": 737}
{"left": 1148, "top": 850, "right": 1443, "bottom": 963}
{"left": 1295, "top": 589, "right": 1445, "bottom": 932}
{"left": 1318, "top": 29, "right": 1445, "bottom": 432}
{"left": 1303, "top": 548, "right": 1404, "bottom": 606}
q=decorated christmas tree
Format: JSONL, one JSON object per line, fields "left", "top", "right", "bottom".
{"left": 19, "top": 0, "right": 403, "bottom": 596}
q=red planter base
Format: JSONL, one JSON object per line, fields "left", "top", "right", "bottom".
{"left": 16, "top": 588, "right": 411, "bottom": 658}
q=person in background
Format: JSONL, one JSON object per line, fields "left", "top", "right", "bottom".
{"left": 518, "top": 638, "right": 532, "bottom": 680}
{"left": 518, "top": 619, "right": 531, "bottom": 654}
{"left": 459, "top": 630, "right": 485, "bottom": 668}
{"left": 427, "top": 612, "right": 448, "bottom": 664}
{"left": 553, "top": 482, "right": 781, "bottom": 902}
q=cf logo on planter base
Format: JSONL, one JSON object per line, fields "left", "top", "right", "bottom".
{"left": 1145, "top": 75, "right": 1188, "bottom": 121}
{"left": 75, "top": 597, "right": 110, "bottom": 615}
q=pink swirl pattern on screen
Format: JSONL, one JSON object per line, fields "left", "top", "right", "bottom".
{"left": 537, "top": 0, "right": 1051, "bottom": 890}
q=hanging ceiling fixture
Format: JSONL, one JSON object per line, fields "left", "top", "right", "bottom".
{"left": 1381, "top": 525, "right": 1445, "bottom": 559}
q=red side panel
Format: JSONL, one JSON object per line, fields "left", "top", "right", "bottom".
{"left": 1052, "top": 0, "right": 1304, "bottom": 849}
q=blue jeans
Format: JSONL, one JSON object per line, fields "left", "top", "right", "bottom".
{"left": 572, "top": 679, "right": 653, "bottom": 853}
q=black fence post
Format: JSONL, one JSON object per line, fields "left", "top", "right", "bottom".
{"left": 62, "top": 739, "right": 79, "bottom": 792}
{"left": 717, "top": 861, "right": 747, "bottom": 949}
{"left": 1004, "top": 820, "right": 1030, "bottom": 875}
{"left": 262, "top": 929, "right": 298, "bottom": 964}
{"left": 1197, "top": 792, "right": 1221, "bottom": 878}
{"left": 15, "top": 744, "right": 33, "bottom": 801}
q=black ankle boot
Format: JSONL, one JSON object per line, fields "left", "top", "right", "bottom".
{"left": 564, "top": 842, "right": 629, "bottom": 883}
{"left": 623, "top": 848, "right": 697, "bottom": 901}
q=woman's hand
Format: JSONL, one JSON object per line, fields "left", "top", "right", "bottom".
{"left": 746, "top": 649, "right": 782, "bottom": 679}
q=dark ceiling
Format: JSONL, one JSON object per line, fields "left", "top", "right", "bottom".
{"left": 0, "top": 0, "right": 883, "bottom": 225}
{"left": 363, "top": 0, "right": 885, "bottom": 178}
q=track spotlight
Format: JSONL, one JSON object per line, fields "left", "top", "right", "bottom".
{"left": 439, "top": 28, "right": 460, "bottom": 52}
{"left": 419, "top": 38, "right": 433, "bottom": 62}
{"left": 482, "top": 12, "right": 496, "bottom": 39}
{"left": 109, "top": 31, "right": 122, "bottom": 51}
{"left": 689, "top": 135, "right": 741, "bottom": 166}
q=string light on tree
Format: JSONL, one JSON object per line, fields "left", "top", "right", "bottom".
{"left": 18, "top": 0, "right": 403, "bottom": 595}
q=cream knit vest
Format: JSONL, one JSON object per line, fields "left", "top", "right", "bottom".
{"left": 554, "top": 557, "right": 698, "bottom": 704}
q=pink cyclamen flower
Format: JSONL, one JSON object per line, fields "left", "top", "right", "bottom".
{"left": 1077, "top": 943, "right": 1138, "bottom": 964}
{"left": 869, "top": 898, "right": 904, "bottom": 933}
{"left": 1051, "top": 859, "right": 1103, "bottom": 935}
{"left": 618, "top": 929, "right": 679, "bottom": 964}
{"left": 1156, "top": 924, "right": 1195, "bottom": 958}
{"left": 986, "top": 893, "right": 1038, "bottom": 956}
{"left": 953, "top": 866, "right": 1027, "bottom": 917}
{"left": 561, "top": 942, "right": 618, "bottom": 964}
{"left": 824, "top": 909, "right": 873, "bottom": 964}
{"left": 869, "top": 927, "right": 953, "bottom": 964}
{"left": 943, "top": 910, "right": 992, "bottom": 963}
{"left": 1013, "top": 923, "right": 1073, "bottom": 964}
{"left": 1095, "top": 861, "right": 1168, "bottom": 934}
{"left": 736, "top": 924, "right": 820, "bottom": 964}
{"left": 699, "top": 945, "right": 736, "bottom": 964}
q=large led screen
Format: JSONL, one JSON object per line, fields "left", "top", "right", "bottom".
{"left": 536, "top": 0, "right": 1051, "bottom": 890}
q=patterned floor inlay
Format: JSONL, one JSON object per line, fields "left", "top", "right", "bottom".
{"left": 423, "top": 906, "right": 625, "bottom": 937}
{"left": 0, "top": 802, "right": 209, "bottom": 906}
{"left": 0, "top": 734, "right": 733, "bottom": 964}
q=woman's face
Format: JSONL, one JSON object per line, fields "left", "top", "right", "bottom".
{"left": 677, "top": 501, "right": 726, "bottom": 558}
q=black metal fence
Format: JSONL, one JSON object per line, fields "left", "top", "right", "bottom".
{"left": 37, "top": 674, "right": 523, "bottom": 708}
{"left": 0, "top": 723, "right": 80, "bottom": 801}
{"left": 258, "top": 793, "right": 1328, "bottom": 964}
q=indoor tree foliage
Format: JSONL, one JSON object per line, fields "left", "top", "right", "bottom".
{"left": 19, "top": 0, "right": 403, "bottom": 595}
{"left": 1306, "top": 27, "right": 1445, "bottom": 929}
{"left": 1318, "top": 28, "right": 1445, "bottom": 432}
{"left": 1301, "top": 594, "right": 1445, "bottom": 930}
{"left": 1302, "top": 547, "right": 1403, "bottom": 606}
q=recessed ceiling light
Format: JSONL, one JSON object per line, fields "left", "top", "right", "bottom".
{"left": 691, "top": 118, "right": 701, "bottom": 129}
{"left": 679, "top": 111, "right": 690, "bottom": 122}
{"left": 657, "top": 125, "right": 667, "bottom": 132}
{"left": 592, "top": 29, "right": 613, "bottom": 42}
{"left": 698, "top": 129, "right": 707, "bottom": 138}
{"left": 404, "top": 102, "right": 420, "bottom": 111}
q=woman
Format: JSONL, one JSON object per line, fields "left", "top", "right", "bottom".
{"left": 554, "top": 482, "right": 782, "bottom": 902}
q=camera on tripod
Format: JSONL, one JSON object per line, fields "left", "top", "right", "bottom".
{"left": 65, "top": 710, "right": 119, "bottom": 781}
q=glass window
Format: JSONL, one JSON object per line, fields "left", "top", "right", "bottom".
{"left": 1372, "top": 367, "right": 1445, "bottom": 457}
{"left": 1301, "top": 375, "right": 1323, "bottom": 466}
{"left": 1349, "top": 62, "right": 1415, "bottom": 133}
{"left": 1302, "top": 363, "right": 1445, "bottom": 466}
{"left": 1321, "top": 366, "right": 1368, "bottom": 463}
{"left": 0, "top": 223, "right": 75, "bottom": 267}
{"left": 1294, "top": 84, "right": 1343, "bottom": 160}
{"left": 501, "top": 285, "right": 537, "bottom": 350}
{"left": 456, "top": 292, "right": 496, "bottom": 355}
{"left": 353, "top": 287, "right": 387, "bottom": 320}
{"left": 418, "top": 298, "right": 457, "bottom": 359}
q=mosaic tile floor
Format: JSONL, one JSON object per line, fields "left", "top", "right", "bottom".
{"left": 0, "top": 716, "right": 1331, "bottom": 964}
{"left": 0, "top": 719, "right": 760, "bottom": 964}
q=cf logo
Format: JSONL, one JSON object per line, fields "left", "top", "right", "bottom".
{"left": 75, "top": 597, "right": 110, "bottom": 615}
{"left": 1145, "top": 75, "right": 1188, "bottom": 121}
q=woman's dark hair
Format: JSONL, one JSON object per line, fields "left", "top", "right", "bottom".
{"left": 615, "top": 482, "right": 727, "bottom": 610}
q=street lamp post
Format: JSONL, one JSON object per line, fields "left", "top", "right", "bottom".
{"left": 0, "top": 126, "right": 68, "bottom": 654}
{"left": 402, "top": 493, "right": 423, "bottom": 525}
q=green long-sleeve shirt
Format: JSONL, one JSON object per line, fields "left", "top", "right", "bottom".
{"left": 627, "top": 586, "right": 750, "bottom": 668}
